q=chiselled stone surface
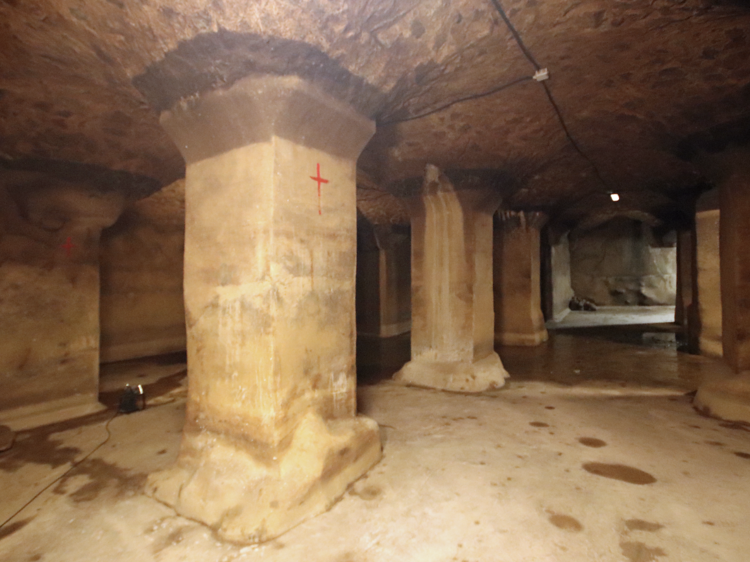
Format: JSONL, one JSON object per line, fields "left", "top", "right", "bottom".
{"left": 570, "top": 219, "right": 677, "bottom": 306}
{"left": 0, "top": 2, "right": 748, "bottom": 228}
{"left": 145, "top": 75, "right": 381, "bottom": 543}
{"left": 99, "top": 180, "right": 187, "bottom": 363}
{"left": 0, "top": 174, "right": 123, "bottom": 430}
{"left": 693, "top": 146, "right": 750, "bottom": 422}
{"left": 394, "top": 165, "right": 508, "bottom": 392}
{"left": 356, "top": 220, "right": 412, "bottom": 338}
{"left": 494, "top": 211, "right": 548, "bottom": 347}
{"left": 694, "top": 190, "right": 723, "bottom": 360}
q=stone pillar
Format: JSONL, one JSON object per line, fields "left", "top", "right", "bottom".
{"left": 0, "top": 181, "right": 123, "bottom": 429}
{"left": 694, "top": 148, "right": 750, "bottom": 422}
{"left": 674, "top": 228, "right": 694, "bottom": 329}
{"left": 494, "top": 211, "right": 549, "bottom": 346}
{"left": 694, "top": 189, "right": 722, "bottom": 359}
{"left": 145, "top": 75, "right": 381, "bottom": 543}
{"left": 550, "top": 231, "right": 574, "bottom": 322}
{"left": 357, "top": 222, "right": 411, "bottom": 338}
{"left": 393, "top": 165, "right": 508, "bottom": 392}
{"left": 718, "top": 154, "right": 750, "bottom": 373}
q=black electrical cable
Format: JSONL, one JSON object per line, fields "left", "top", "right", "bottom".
{"left": 0, "top": 410, "right": 119, "bottom": 531}
{"left": 488, "top": 0, "right": 614, "bottom": 193}
{"left": 488, "top": 0, "right": 542, "bottom": 71}
{"left": 380, "top": 75, "right": 534, "bottom": 125}
{"left": 539, "top": 83, "right": 612, "bottom": 189}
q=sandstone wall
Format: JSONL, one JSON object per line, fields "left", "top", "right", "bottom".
{"left": 99, "top": 181, "right": 186, "bottom": 363}
{"left": 0, "top": 178, "right": 122, "bottom": 428}
{"left": 570, "top": 219, "right": 676, "bottom": 306}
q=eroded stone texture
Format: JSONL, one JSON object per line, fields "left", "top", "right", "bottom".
{"left": 550, "top": 231, "right": 574, "bottom": 322}
{"left": 1, "top": 1, "right": 747, "bottom": 229}
{"left": 715, "top": 150, "right": 750, "bottom": 373}
{"left": 494, "top": 211, "right": 548, "bottom": 346}
{"left": 99, "top": 180, "right": 186, "bottom": 363}
{"left": 0, "top": 174, "right": 123, "bottom": 429}
{"left": 144, "top": 75, "right": 381, "bottom": 543}
{"left": 356, "top": 220, "right": 411, "bottom": 338}
{"left": 675, "top": 228, "right": 694, "bottom": 330}
{"left": 394, "top": 165, "right": 507, "bottom": 392}
{"left": 694, "top": 190, "right": 722, "bottom": 359}
{"left": 570, "top": 219, "right": 677, "bottom": 306}
{"left": 692, "top": 148, "right": 750, "bottom": 423}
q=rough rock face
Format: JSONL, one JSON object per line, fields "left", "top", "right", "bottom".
{"left": 100, "top": 180, "right": 186, "bottom": 363}
{"left": 0, "top": 0, "right": 748, "bottom": 228}
{"left": 570, "top": 218, "right": 677, "bottom": 306}
{"left": 0, "top": 174, "right": 124, "bottom": 428}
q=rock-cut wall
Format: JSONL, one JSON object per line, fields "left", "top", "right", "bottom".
{"left": 99, "top": 181, "right": 186, "bottom": 363}
{"left": 570, "top": 219, "right": 677, "bottom": 306}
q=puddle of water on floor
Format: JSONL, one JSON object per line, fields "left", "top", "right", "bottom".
{"left": 582, "top": 462, "right": 657, "bottom": 485}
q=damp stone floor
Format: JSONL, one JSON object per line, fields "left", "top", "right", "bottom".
{"left": 2, "top": 329, "right": 750, "bottom": 562}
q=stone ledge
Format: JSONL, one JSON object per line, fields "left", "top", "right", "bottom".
{"left": 393, "top": 352, "right": 508, "bottom": 393}
{"left": 146, "top": 411, "right": 381, "bottom": 543}
{"left": 0, "top": 395, "right": 105, "bottom": 431}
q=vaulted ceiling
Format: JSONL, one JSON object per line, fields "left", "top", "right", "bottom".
{"left": 1, "top": 0, "right": 749, "bottom": 229}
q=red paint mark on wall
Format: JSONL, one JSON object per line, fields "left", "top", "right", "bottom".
{"left": 310, "top": 163, "right": 329, "bottom": 215}
{"left": 61, "top": 236, "right": 76, "bottom": 257}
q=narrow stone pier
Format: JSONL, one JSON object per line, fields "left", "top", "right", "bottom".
{"left": 694, "top": 148, "right": 750, "bottom": 422}
{"left": 356, "top": 220, "right": 411, "bottom": 339}
{"left": 0, "top": 179, "right": 123, "bottom": 429}
{"left": 494, "top": 211, "right": 549, "bottom": 346}
{"left": 694, "top": 189, "right": 722, "bottom": 359}
{"left": 675, "top": 227, "right": 694, "bottom": 331}
{"left": 145, "top": 75, "right": 381, "bottom": 542}
{"left": 394, "top": 165, "right": 508, "bottom": 392}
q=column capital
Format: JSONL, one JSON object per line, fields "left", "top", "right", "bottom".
{"left": 496, "top": 210, "right": 548, "bottom": 232}
{"left": 401, "top": 164, "right": 504, "bottom": 217}
{"left": 161, "top": 74, "right": 375, "bottom": 165}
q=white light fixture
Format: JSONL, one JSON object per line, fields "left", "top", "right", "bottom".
{"left": 533, "top": 68, "right": 550, "bottom": 82}
{"left": 610, "top": 193, "right": 620, "bottom": 202}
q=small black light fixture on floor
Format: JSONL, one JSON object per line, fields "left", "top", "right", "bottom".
{"left": 118, "top": 384, "right": 146, "bottom": 413}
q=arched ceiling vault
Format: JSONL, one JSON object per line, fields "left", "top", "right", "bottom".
{"left": 0, "top": 0, "right": 748, "bottom": 228}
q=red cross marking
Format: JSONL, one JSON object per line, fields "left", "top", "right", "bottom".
{"left": 61, "top": 236, "right": 76, "bottom": 257}
{"left": 310, "top": 163, "right": 329, "bottom": 215}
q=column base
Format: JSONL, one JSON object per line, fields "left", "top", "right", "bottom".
{"left": 0, "top": 395, "right": 105, "bottom": 431}
{"left": 146, "top": 411, "right": 381, "bottom": 543}
{"left": 495, "top": 329, "right": 549, "bottom": 347}
{"left": 694, "top": 374, "right": 750, "bottom": 424}
{"left": 699, "top": 337, "right": 723, "bottom": 359}
{"left": 393, "top": 352, "right": 508, "bottom": 392}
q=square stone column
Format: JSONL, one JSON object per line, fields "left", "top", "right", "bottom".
{"left": 356, "top": 221, "right": 411, "bottom": 338}
{"left": 494, "top": 211, "right": 549, "bottom": 346}
{"left": 0, "top": 182, "right": 122, "bottom": 429}
{"left": 675, "top": 227, "right": 694, "bottom": 329}
{"left": 718, "top": 152, "right": 750, "bottom": 373}
{"left": 694, "top": 189, "right": 722, "bottom": 359}
{"left": 694, "top": 148, "right": 750, "bottom": 423}
{"left": 145, "top": 75, "right": 381, "bottom": 543}
{"left": 393, "top": 165, "right": 508, "bottom": 392}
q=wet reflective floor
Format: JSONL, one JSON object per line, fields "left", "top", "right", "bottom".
{"left": 359, "top": 313, "right": 731, "bottom": 392}
{"left": 500, "top": 328, "right": 728, "bottom": 391}
{"left": 1, "top": 313, "right": 746, "bottom": 562}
